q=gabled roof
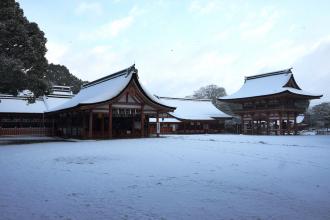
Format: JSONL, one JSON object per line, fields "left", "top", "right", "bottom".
{"left": 43, "top": 96, "right": 74, "bottom": 111}
{"left": 219, "top": 68, "right": 322, "bottom": 101}
{"left": 157, "top": 97, "right": 232, "bottom": 121}
{"left": 47, "top": 65, "right": 175, "bottom": 112}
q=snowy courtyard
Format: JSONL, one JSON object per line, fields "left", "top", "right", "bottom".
{"left": 0, "top": 134, "right": 330, "bottom": 220}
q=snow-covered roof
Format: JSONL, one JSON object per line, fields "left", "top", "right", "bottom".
{"left": 47, "top": 65, "right": 174, "bottom": 112}
{"left": 0, "top": 97, "right": 46, "bottom": 114}
{"left": 149, "top": 118, "right": 181, "bottom": 123}
{"left": 219, "top": 69, "right": 322, "bottom": 101}
{"left": 157, "top": 97, "right": 232, "bottom": 121}
{"left": 43, "top": 96, "right": 73, "bottom": 111}
{"left": 0, "top": 95, "right": 72, "bottom": 114}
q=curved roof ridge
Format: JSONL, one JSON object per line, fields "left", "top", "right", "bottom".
{"left": 46, "top": 94, "right": 74, "bottom": 98}
{"left": 82, "top": 64, "right": 136, "bottom": 89}
{"left": 245, "top": 68, "right": 292, "bottom": 81}
{"left": 158, "top": 96, "right": 212, "bottom": 102}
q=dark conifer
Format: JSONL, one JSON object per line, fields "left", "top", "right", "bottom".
{"left": 0, "top": 0, "right": 48, "bottom": 98}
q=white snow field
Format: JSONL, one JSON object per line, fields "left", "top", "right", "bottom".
{"left": 0, "top": 135, "right": 330, "bottom": 220}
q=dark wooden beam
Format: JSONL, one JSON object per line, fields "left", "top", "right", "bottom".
{"left": 266, "top": 113, "right": 270, "bottom": 135}
{"left": 89, "top": 110, "right": 93, "bottom": 138}
{"left": 82, "top": 111, "right": 86, "bottom": 138}
{"left": 101, "top": 113, "right": 105, "bottom": 138}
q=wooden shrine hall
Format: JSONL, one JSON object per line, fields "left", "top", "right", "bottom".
{"left": 218, "top": 69, "right": 322, "bottom": 135}
{"left": 46, "top": 65, "right": 176, "bottom": 139}
{"left": 0, "top": 86, "right": 73, "bottom": 136}
{"left": 149, "top": 97, "right": 232, "bottom": 134}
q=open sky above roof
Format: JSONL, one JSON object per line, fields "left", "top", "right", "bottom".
{"left": 17, "top": 0, "right": 330, "bottom": 105}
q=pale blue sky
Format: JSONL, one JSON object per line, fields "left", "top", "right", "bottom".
{"left": 17, "top": 0, "right": 330, "bottom": 103}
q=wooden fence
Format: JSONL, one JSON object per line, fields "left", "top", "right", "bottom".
{"left": 0, "top": 127, "right": 52, "bottom": 136}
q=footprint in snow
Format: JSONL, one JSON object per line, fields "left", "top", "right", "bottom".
{"left": 67, "top": 192, "right": 82, "bottom": 197}
{"left": 127, "top": 185, "right": 138, "bottom": 189}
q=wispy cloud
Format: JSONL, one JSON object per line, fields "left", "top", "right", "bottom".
{"left": 98, "top": 15, "right": 134, "bottom": 38}
{"left": 46, "top": 42, "right": 70, "bottom": 64}
{"left": 39, "top": 0, "right": 330, "bottom": 102}
{"left": 188, "top": 0, "right": 220, "bottom": 14}
{"left": 240, "top": 8, "right": 279, "bottom": 39}
{"left": 212, "top": 29, "right": 231, "bottom": 41}
{"left": 75, "top": 2, "right": 103, "bottom": 16}
{"left": 79, "top": 6, "right": 143, "bottom": 40}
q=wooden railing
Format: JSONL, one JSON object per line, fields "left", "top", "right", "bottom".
{"left": 149, "top": 126, "right": 175, "bottom": 134}
{"left": 0, "top": 128, "right": 52, "bottom": 136}
{"left": 316, "top": 130, "right": 330, "bottom": 135}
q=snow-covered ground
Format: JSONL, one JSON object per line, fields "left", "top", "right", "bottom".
{"left": 0, "top": 134, "right": 330, "bottom": 220}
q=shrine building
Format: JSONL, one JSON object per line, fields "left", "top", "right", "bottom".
{"left": 149, "top": 97, "right": 232, "bottom": 134}
{"left": 46, "top": 65, "right": 176, "bottom": 139}
{"left": 218, "top": 69, "right": 322, "bottom": 135}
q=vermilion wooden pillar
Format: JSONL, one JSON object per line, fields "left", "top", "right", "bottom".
{"left": 294, "top": 112, "right": 297, "bottom": 135}
{"left": 108, "top": 104, "right": 113, "bottom": 139}
{"left": 89, "top": 110, "right": 93, "bottom": 139}
{"left": 141, "top": 104, "right": 145, "bottom": 138}
{"left": 145, "top": 115, "right": 149, "bottom": 137}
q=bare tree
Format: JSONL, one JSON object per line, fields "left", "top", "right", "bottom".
{"left": 192, "top": 84, "right": 227, "bottom": 101}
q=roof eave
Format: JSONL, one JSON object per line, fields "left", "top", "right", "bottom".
{"left": 132, "top": 74, "right": 176, "bottom": 111}
{"left": 218, "top": 90, "right": 323, "bottom": 102}
{"left": 212, "top": 116, "right": 233, "bottom": 120}
{"left": 46, "top": 72, "right": 176, "bottom": 114}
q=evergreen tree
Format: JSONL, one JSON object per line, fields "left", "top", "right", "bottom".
{"left": 46, "top": 64, "right": 87, "bottom": 94}
{"left": 0, "top": 0, "right": 49, "bottom": 98}
{"left": 309, "top": 102, "right": 330, "bottom": 130}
